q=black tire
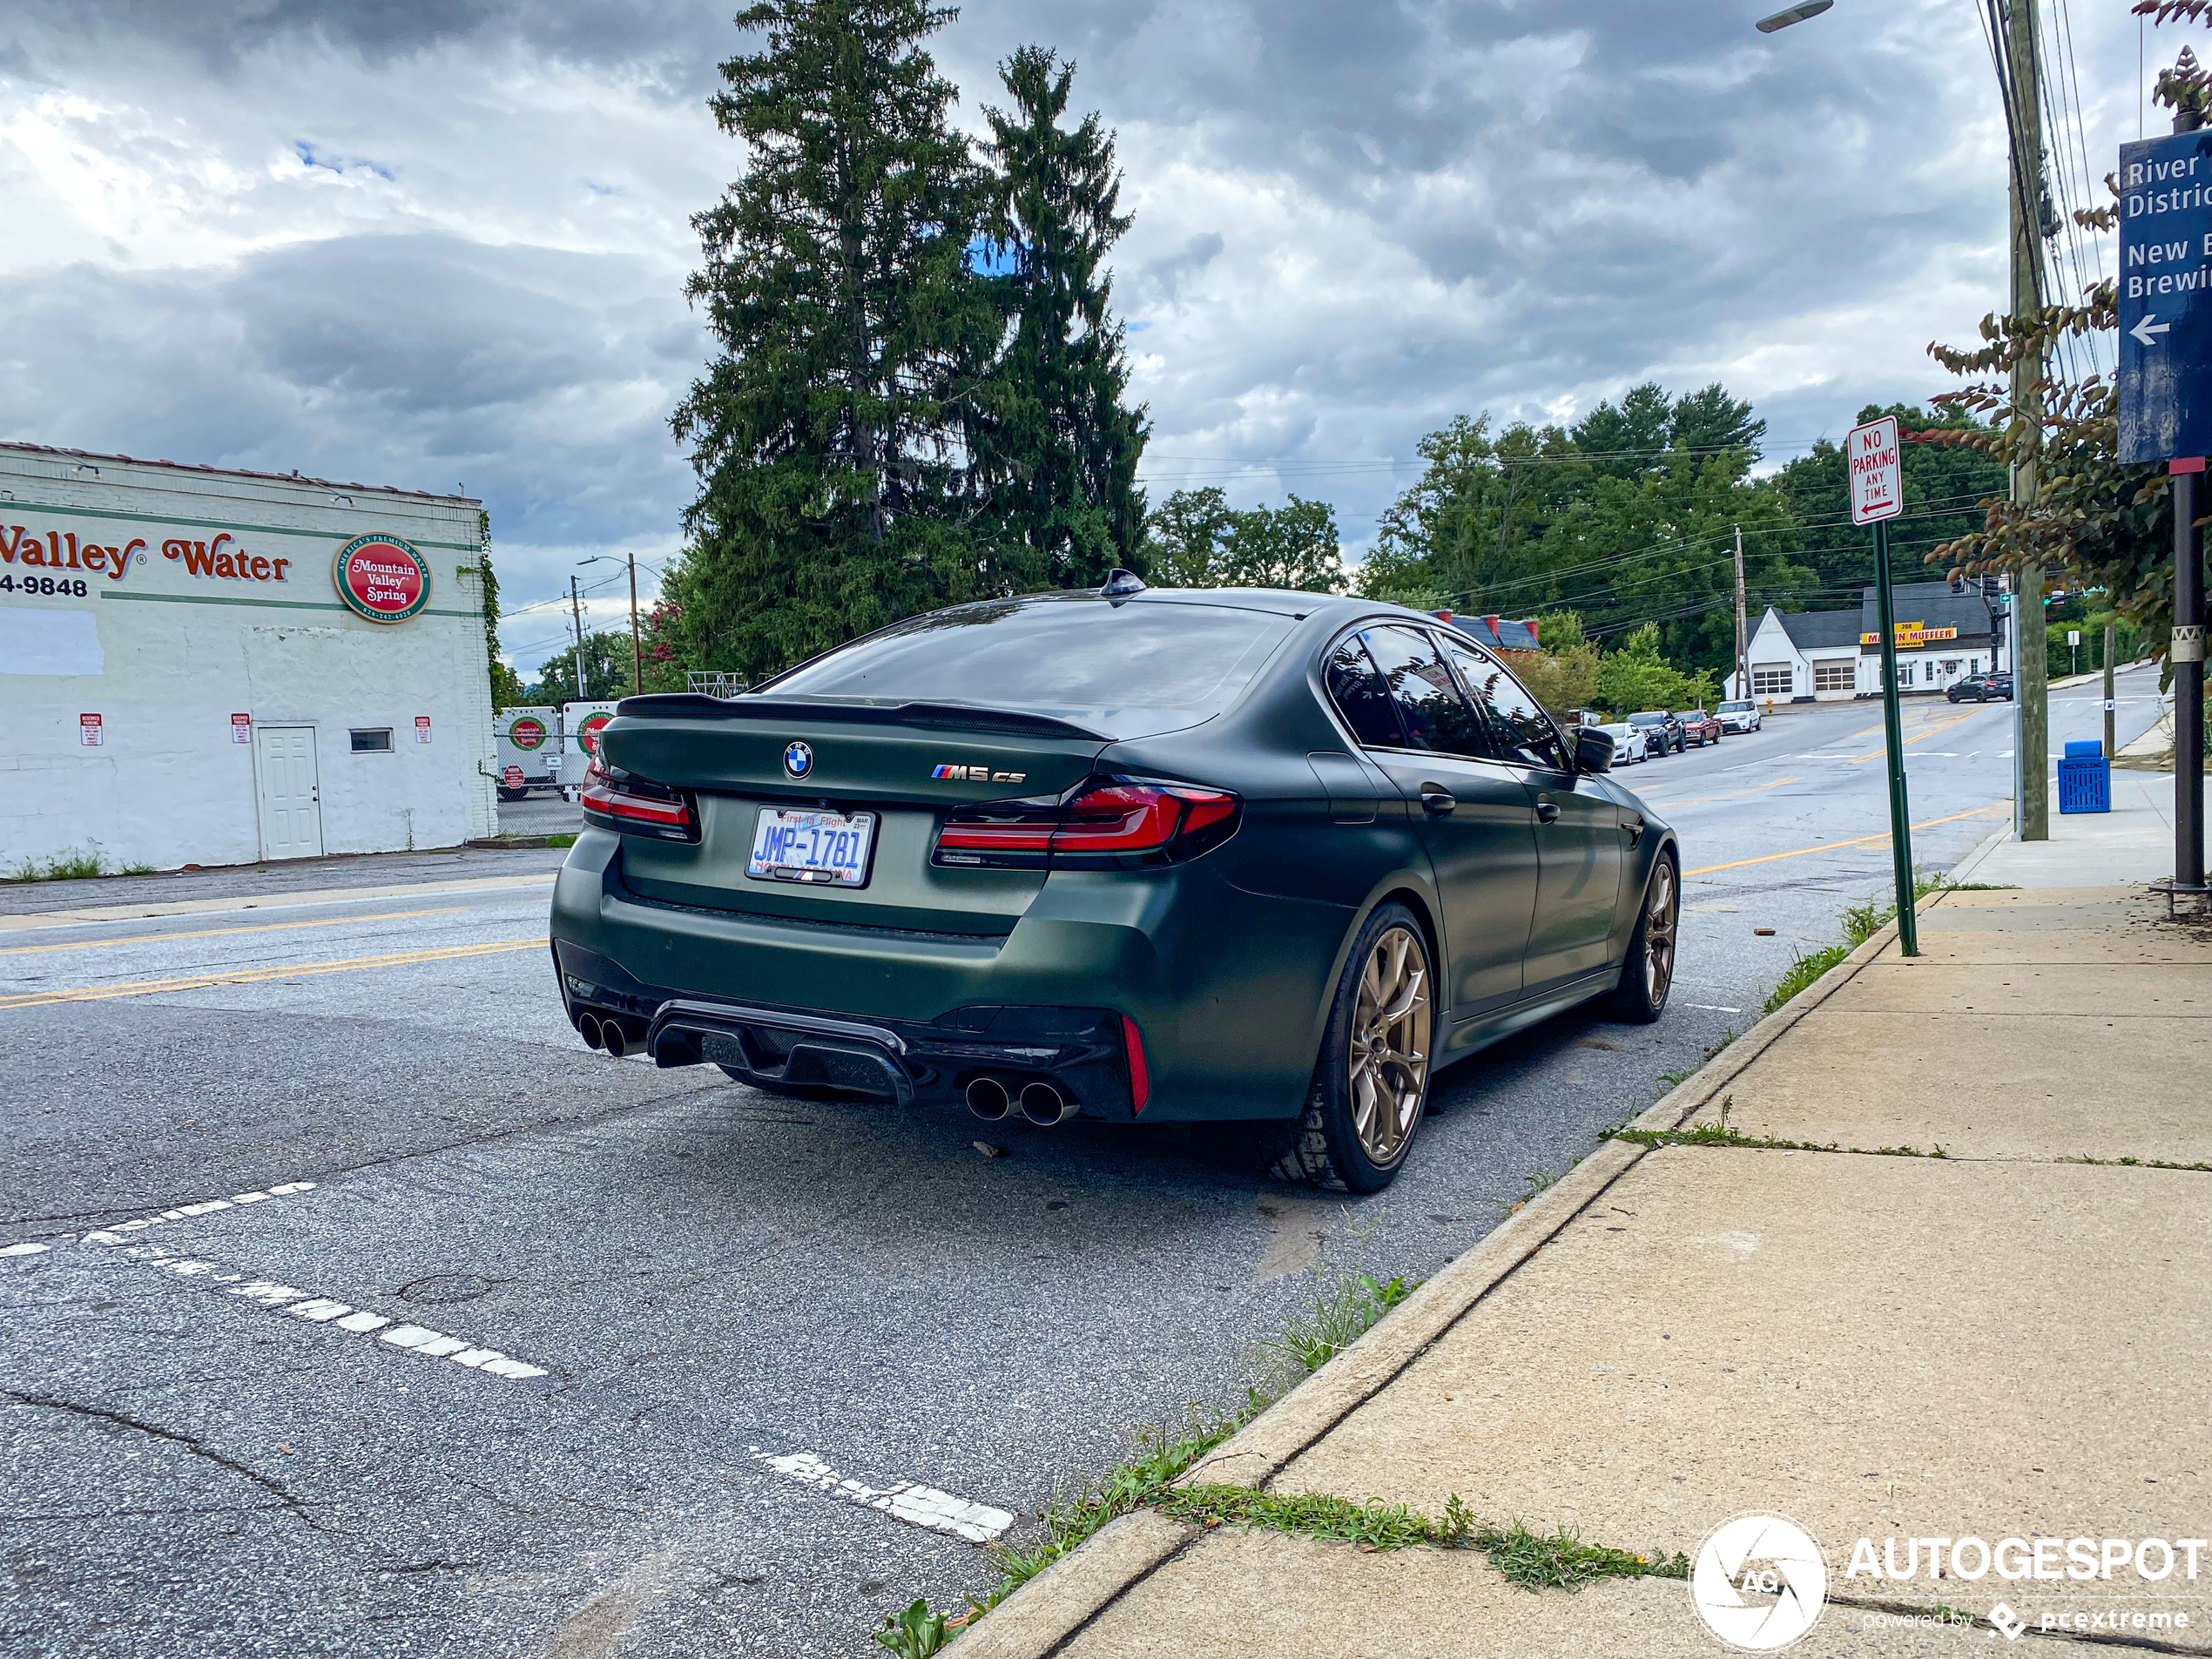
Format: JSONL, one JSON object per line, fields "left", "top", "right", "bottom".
{"left": 1603, "top": 852, "right": 1679, "bottom": 1023}
{"left": 1271, "top": 902, "right": 1435, "bottom": 1193}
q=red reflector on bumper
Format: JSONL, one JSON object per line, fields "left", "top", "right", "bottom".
{"left": 1122, "top": 1014, "right": 1150, "bottom": 1114}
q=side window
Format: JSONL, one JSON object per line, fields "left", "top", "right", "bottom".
{"left": 1440, "top": 637, "right": 1569, "bottom": 771}
{"left": 1324, "top": 636, "right": 1406, "bottom": 747}
{"left": 1360, "top": 625, "right": 1489, "bottom": 759}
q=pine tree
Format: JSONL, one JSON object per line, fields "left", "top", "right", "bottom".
{"left": 968, "top": 45, "right": 1149, "bottom": 589}
{"left": 669, "top": 0, "right": 996, "bottom": 683}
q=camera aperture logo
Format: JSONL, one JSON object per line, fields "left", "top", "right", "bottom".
{"left": 1691, "top": 1513, "right": 1829, "bottom": 1650}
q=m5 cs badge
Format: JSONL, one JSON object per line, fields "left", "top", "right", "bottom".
{"left": 933, "top": 763, "right": 1027, "bottom": 783}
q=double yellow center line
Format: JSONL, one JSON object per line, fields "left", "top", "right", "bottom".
{"left": 0, "top": 938, "right": 549, "bottom": 1012}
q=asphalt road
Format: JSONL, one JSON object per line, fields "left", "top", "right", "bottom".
{"left": 0, "top": 674, "right": 2169, "bottom": 1658}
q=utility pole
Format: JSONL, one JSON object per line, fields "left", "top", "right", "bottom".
{"left": 2103, "top": 621, "right": 2117, "bottom": 762}
{"left": 2005, "top": 0, "right": 2050, "bottom": 840}
{"left": 569, "top": 575, "right": 587, "bottom": 702}
{"left": 1734, "top": 524, "right": 1749, "bottom": 701}
{"left": 626, "top": 553, "right": 643, "bottom": 698}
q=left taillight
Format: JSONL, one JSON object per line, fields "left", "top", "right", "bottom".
{"left": 581, "top": 756, "right": 697, "bottom": 842}
{"left": 932, "top": 779, "right": 1239, "bottom": 870}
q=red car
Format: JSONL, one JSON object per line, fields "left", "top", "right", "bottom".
{"left": 1676, "top": 709, "right": 1723, "bottom": 746}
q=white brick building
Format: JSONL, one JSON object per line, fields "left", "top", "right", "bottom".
{"left": 0, "top": 443, "right": 497, "bottom": 873}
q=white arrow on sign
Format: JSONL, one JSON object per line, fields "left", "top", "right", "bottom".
{"left": 2130, "top": 313, "right": 2173, "bottom": 348}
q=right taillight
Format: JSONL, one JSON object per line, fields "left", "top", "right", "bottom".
{"left": 932, "top": 779, "right": 1239, "bottom": 870}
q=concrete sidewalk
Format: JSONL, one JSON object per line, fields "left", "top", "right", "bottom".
{"left": 968, "top": 829, "right": 2212, "bottom": 1656}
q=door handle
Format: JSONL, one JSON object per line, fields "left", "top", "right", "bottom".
{"left": 1419, "top": 785, "right": 1456, "bottom": 816}
{"left": 1534, "top": 795, "right": 1561, "bottom": 825}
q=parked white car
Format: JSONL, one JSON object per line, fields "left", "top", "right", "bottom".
{"left": 1716, "top": 698, "right": 1763, "bottom": 733}
{"left": 1593, "top": 721, "right": 1650, "bottom": 765}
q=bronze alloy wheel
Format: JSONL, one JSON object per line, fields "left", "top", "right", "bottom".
{"left": 1642, "top": 856, "right": 1678, "bottom": 1006}
{"left": 1349, "top": 925, "right": 1432, "bottom": 1166}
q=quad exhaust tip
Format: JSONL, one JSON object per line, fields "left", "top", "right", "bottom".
{"left": 577, "top": 1013, "right": 604, "bottom": 1051}
{"left": 1019, "top": 1081, "right": 1076, "bottom": 1127}
{"left": 966, "top": 1076, "right": 1011, "bottom": 1122}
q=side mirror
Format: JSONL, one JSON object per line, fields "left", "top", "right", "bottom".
{"left": 1574, "top": 726, "right": 1615, "bottom": 773}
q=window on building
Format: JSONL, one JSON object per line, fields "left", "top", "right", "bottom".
{"left": 1898, "top": 664, "right": 1914, "bottom": 687}
{"left": 1943, "top": 659, "right": 1960, "bottom": 674}
{"left": 1750, "top": 664, "right": 1792, "bottom": 698}
{"left": 1812, "top": 662, "right": 1856, "bottom": 693}
{"left": 350, "top": 728, "right": 394, "bottom": 753}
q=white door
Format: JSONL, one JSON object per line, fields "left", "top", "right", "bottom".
{"left": 255, "top": 726, "right": 324, "bottom": 860}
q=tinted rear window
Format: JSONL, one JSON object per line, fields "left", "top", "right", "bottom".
{"left": 765, "top": 595, "right": 1295, "bottom": 736}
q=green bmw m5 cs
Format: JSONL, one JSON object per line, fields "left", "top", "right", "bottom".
{"left": 549, "top": 572, "right": 1678, "bottom": 1191}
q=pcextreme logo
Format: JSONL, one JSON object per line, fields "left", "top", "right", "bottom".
{"left": 1690, "top": 1513, "right": 1828, "bottom": 1651}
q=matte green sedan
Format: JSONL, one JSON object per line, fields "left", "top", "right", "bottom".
{"left": 550, "top": 573, "right": 1678, "bottom": 1191}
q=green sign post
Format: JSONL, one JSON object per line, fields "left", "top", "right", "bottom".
{"left": 1850, "top": 415, "right": 1919, "bottom": 957}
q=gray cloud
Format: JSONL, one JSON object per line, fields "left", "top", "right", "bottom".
{"left": 0, "top": 0, "right": 2141, "bottom": 610}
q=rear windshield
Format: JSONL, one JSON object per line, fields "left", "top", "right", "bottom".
{"left": 764, "top": 594, "right": 1296, "bottom": 738}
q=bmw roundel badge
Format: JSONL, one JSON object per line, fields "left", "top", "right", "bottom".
{"left": 783, "top": 740, "right": 813, "bottom": 779}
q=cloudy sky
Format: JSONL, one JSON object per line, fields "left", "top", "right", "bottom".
{"left": 0, "top": 1, "right": 2156, "bottom": 673}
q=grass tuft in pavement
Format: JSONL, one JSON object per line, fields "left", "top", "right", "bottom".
{"left": 1155, "top": 1489, "right": 1687, "bottom": 1590}
{"left": 1603, "top": 1118, "right": 1948, "bottom": 1160}
{"left": 1763, "top": 875, "right": 2009, "bottom": 1015}
{"left": 1262, "top": 1272, "right": 1415, "bottom": 1374}
{"left": 4, "top": 846, "right": 155, "bottom": 882}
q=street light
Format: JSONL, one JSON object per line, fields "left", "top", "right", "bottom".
{"left": 577, "top": 554, "right": 644, "bottom": 697}
{"left": 1755, "top": 1, "right": 1834, "bottom": 32}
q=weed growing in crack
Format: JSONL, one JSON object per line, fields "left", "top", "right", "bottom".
{"left": 1602, "top": 1122, "right": 1952, "bottom": 1160}
{"left": 871, "top": 1598, "right": 952, "bottom": 1658}
{"left": 1263, "top": 1272, "right": 1416, "bottom": 1374}
{"left": 1156, "top": 1488, "right": 1688, "bottom": 1591}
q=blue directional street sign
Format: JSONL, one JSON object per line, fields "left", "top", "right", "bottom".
{"left": 2119, "top": 129, "right": 2212, "bottom": 463}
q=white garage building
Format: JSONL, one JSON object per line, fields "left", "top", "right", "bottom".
{"left": 0, "top": 443, "right": 498, "bottom": 873}
{"left": 1730, "top": 580, "right": 2010, "bottom": 703}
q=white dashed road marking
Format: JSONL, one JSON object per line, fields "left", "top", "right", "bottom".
{"left": 3, "top": 1177, "right": 550, "bottom": 1384}
{"left": 751, "top": 1447, "right": 1015, "bottom": 1544}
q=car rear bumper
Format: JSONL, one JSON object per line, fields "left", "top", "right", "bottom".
{"left": 548, "top": 829, "right": 1347, "bottom": 1121}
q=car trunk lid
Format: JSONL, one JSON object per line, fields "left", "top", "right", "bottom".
{"left": 601, "top": 698, "right": 1112, "bottom": 934}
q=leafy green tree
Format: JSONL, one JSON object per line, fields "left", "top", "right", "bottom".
{"left": 1359, "top": 388, "right": 1811, "bottom": 678}
{"left": 530, "top": 631, "right": 637, "bottom": 702}
{"left": 1594, "top": 623, "right": 1716, "bottom": 715}
{"left": 968, "top": 45, "right": 1149, "bottom": 588}
{"left": 667, "top": 0, "right": 997, "bottom": 685}
{"left": 1141, "top": 488, "right": 1344, "bottom": 591}
{"left": 1143, "top": 486, "right": 1238, "bottom": 587}
{"left": 1773, "top": 403, "right": 2006, "bottom": 595}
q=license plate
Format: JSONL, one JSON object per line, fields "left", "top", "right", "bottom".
{"left": 746, "top": 806, "right": 876, "bottom": 887}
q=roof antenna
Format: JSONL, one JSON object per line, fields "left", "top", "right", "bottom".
{"left": 1101, "top": 567, "right": 1147, "bottom": 605}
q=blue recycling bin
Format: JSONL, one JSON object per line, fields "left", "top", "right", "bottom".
{"left": 2057, "top": 739, "right": 2110, "bottom": 814}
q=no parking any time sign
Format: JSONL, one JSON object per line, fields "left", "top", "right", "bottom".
{"left": 1848, "top": 415, "right": 1903, "bottom": 525}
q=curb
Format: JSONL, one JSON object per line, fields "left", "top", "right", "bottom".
{"left": 959, "top": 919, "right": 1912, "bottom": 1657}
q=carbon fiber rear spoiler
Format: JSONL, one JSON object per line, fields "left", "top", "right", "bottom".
{"left": 610, "top": 694, "right": 1108, "bottom": 741}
